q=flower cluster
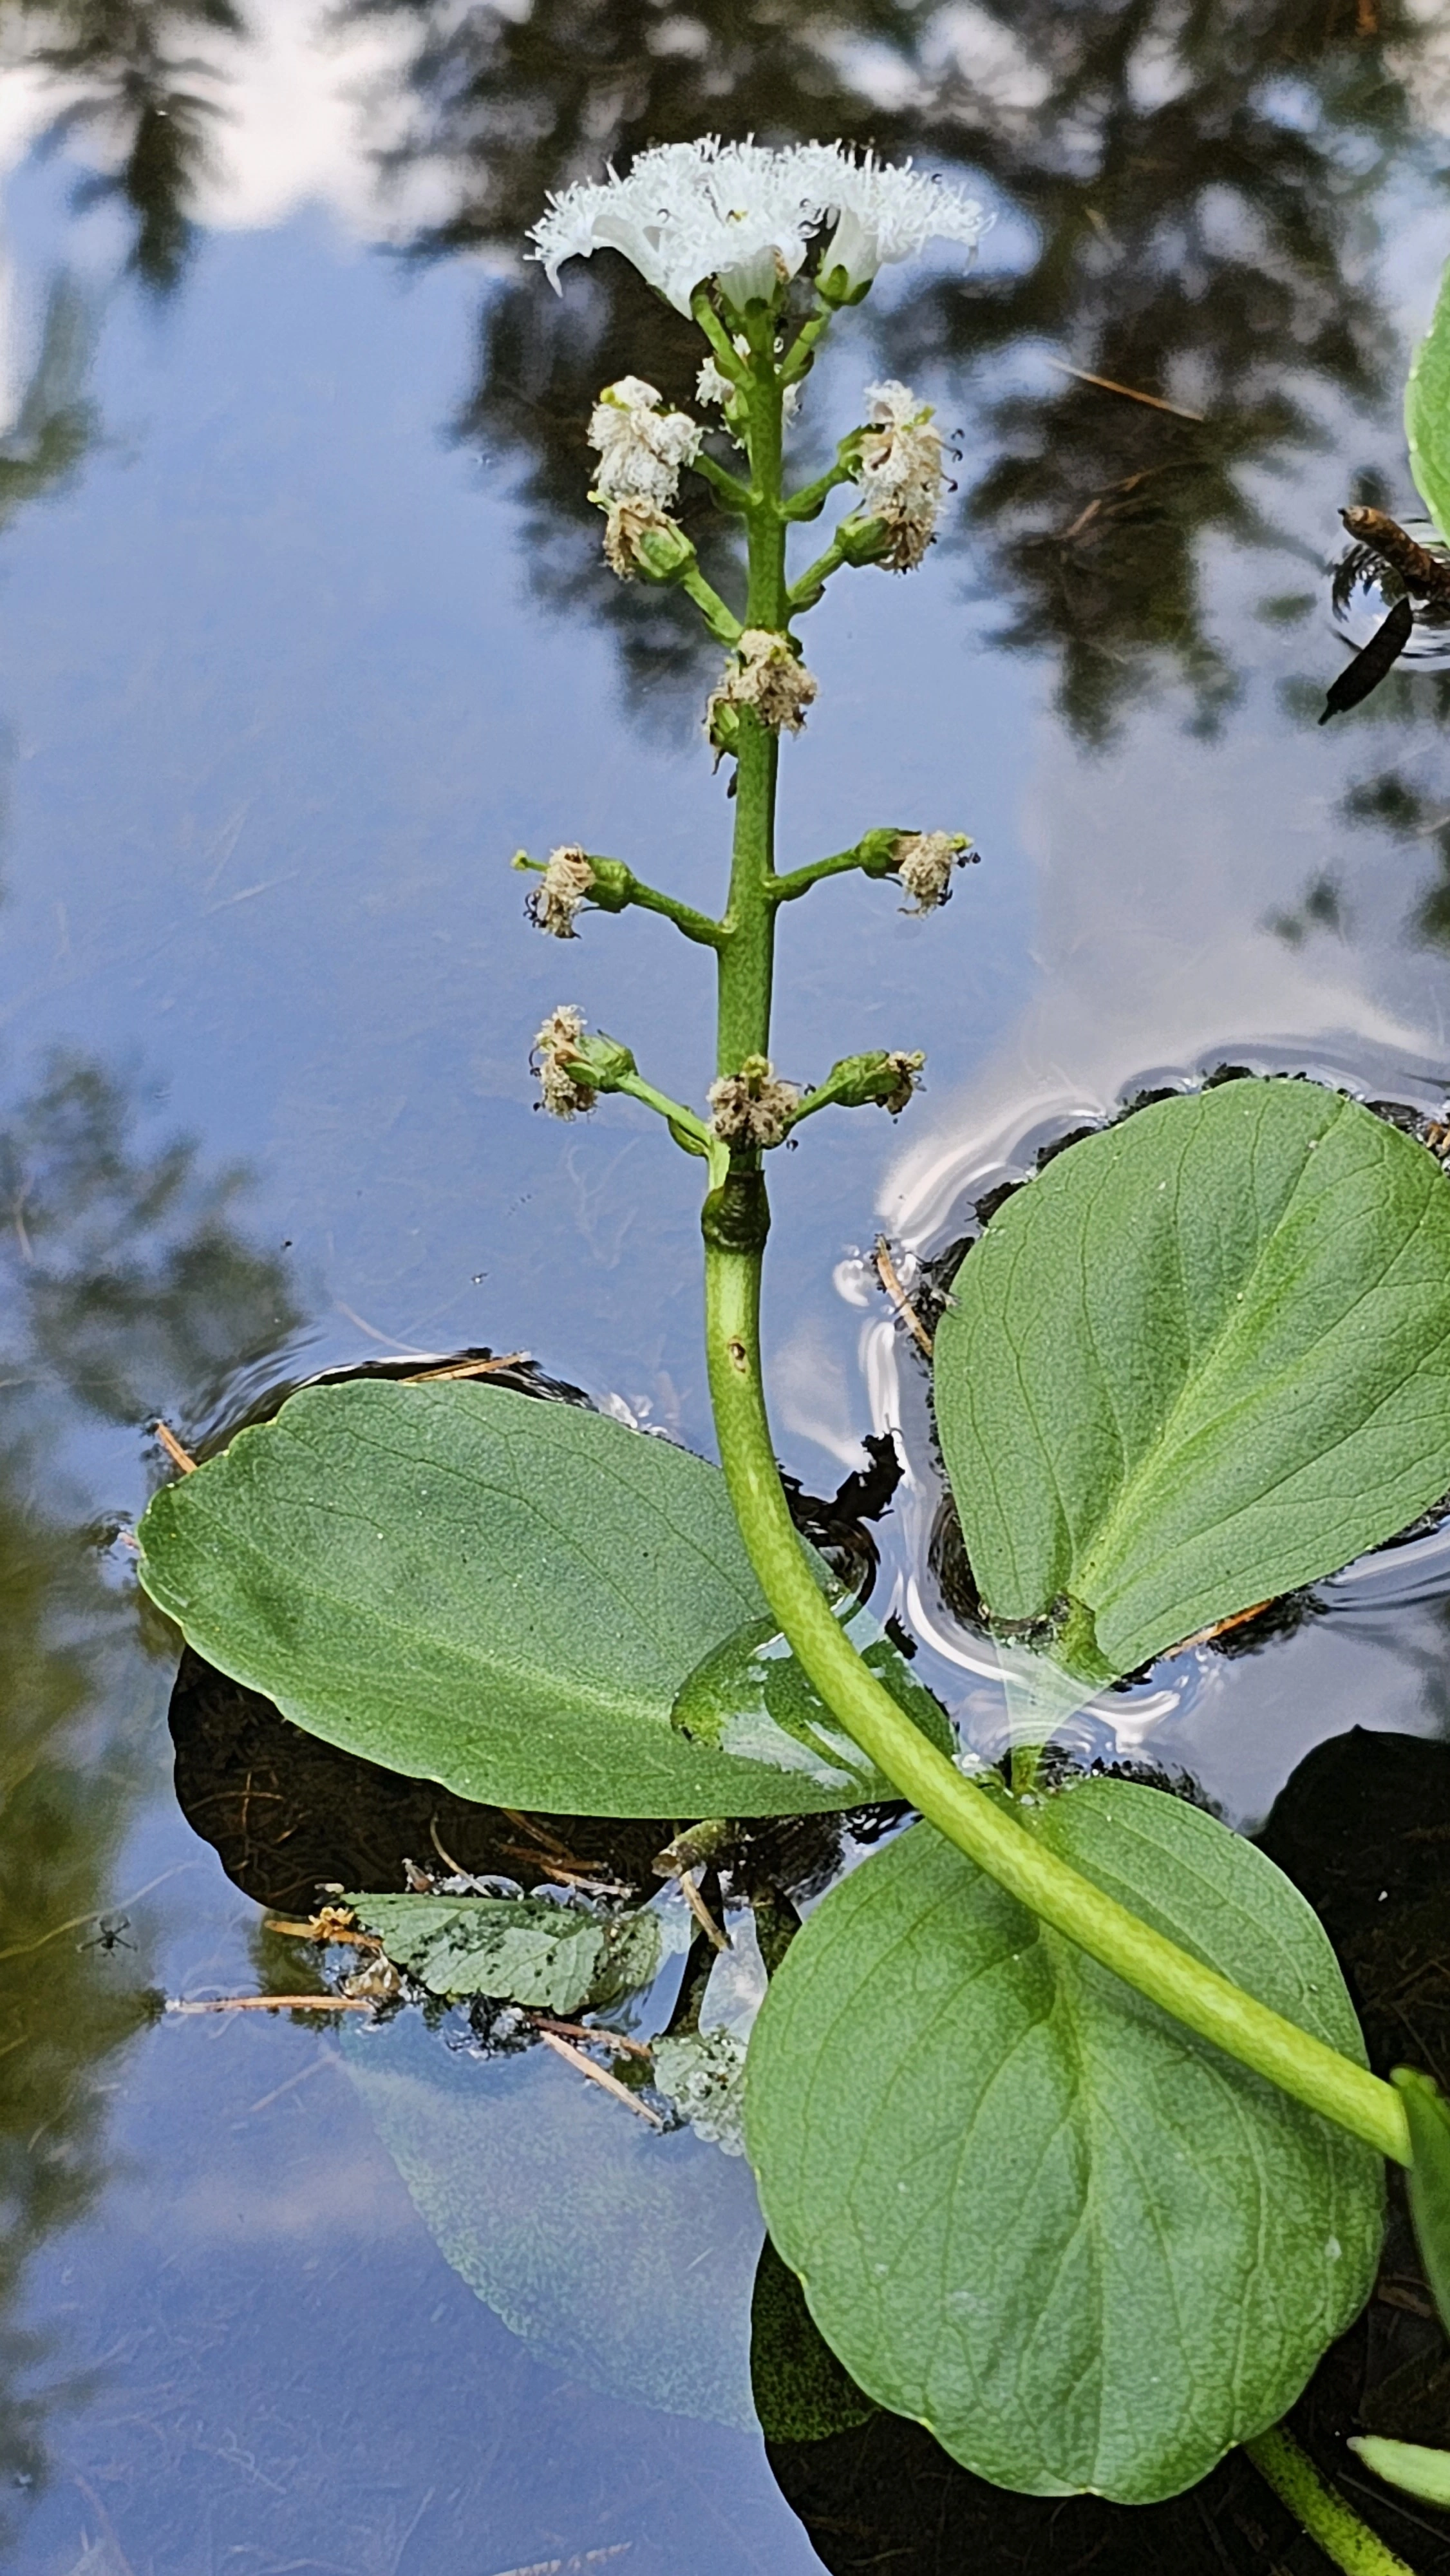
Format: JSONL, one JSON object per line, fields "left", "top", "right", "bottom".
{"left": 708, "top": 630, "right": 818, "bottom": 741}
{"left": 708, "top": 1056, "right": 800, "bottom": 1148}
{"left": 853, "top": 382, "right": 947, "bottom": 573}
{"left": 892, "top": 830, "right": 975, "bottom": 914}
{"left": 527, "top": 844, "right": 594, "bottom": 938}
{"left": 531, "top": 139, "right": 989, "bottom": 318}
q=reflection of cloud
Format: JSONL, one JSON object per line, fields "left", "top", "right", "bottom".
{"left": 0, "top": 0, "right": 450, "bottom": 243}
{"left": 149, "top": 2138, "right": 414, "bottom": 2242}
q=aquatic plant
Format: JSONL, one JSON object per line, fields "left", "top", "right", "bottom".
{"left": 137, "top": 137, "right": 1450, "bottom": 2564}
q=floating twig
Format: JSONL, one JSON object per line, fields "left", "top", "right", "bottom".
{"left": 1339, "top": 506, "right": 1450, "bottom": 603}
{"left": 528, "top": 2013, "right": 653, "bottom": 2059}
{"left": 874, "top": 1236, "right": 933, "bottom": 1357}
{"left": 537, "top": 2027, "right": 664, "bottom": 2123}
{"left": 165, "top": 1993, "right": 375, "bottom": 2014}
{"left": 404, "top": 1352, "right": 531, "bottom": 1381}
{"left": 1174, "top": 1600, "right": 1274, "bottom": 1653}
{"left": 155, "top": 1421, "right": 197, "bottom": 1475}
{"left": 1046, "top": 358, "right": 1205, "bottom": 422}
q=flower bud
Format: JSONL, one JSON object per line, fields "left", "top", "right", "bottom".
{"left": 598, "top": 497, "right": 697, "bottom": 583}
{"left": 824, "top": 1050, "right": 925, "bottom": 1116}
{"left": 581, "top": 857, "right": 633, "bottom": 913}
{"left": 834, "top": 512, "right": 894, "bottom": 569}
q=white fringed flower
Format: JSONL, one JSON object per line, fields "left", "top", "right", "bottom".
{"left": 856, "top": 381, "right": 946, "bottom": 572}
{"left": 531, "top": 139, "right": 827, "bottom": 316}
{"left": 893, "top": 830, "right": 974, "bottom": 914}
{"left": 528, "top": 844, "right": 594, "bottom": 938}
{"left": 529, "top": 138, "right": 989, "bottom": 317}
{"left": 696, "top": 356, "right": 735, "bottom": 408}
{"left": 708, "top": 629, "right": 818, "bottom": 737}
{"left": 708, "top": 1056, "right": 800, "bottom": 1149}
{"left": 532, "top": 1005, "right": 594, "bottom": 1117}
{"left": 810, "top": 149, "right": 991, "bottom": 294}
{"left": 588, "top": 376, "right": 701, "bottom": 506}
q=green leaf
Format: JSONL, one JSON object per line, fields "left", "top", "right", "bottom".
{"left": 744, "top": 1779, "right": 1383, "bottom": 2504}
{"left": 750, "top": 2234, "right": 877, "bottom": 2444}
{"left": 342, "top": 2009, "right": 761, "bottom": 2427}
{"left": 136, "top": 1378, "right": 934, "bottom": 1816}
{"left": 344, "top": 1891, "right": 662, "bottom": 2012}
{"left": 671, "top": 1597, "right": 950, "bottom": 1794}
{"left": 1408, "top": 258, "right": 1450, "bottom": 545}
{"left": 934, "top": 1081, "right": 1450, "bottom": 1683}
{"left": 1349, "top": 2436, "right": 1450, "bottom": 2506}
{"left": 1393, "top": 2067, "right": 1450, "bottom": 2338}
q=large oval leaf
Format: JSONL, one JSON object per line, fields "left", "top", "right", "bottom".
{"left": 934, "top": 1081, "right": 1450, "bottom": 1681}
{"left": 1408, "top": 255, "right": 1450, "bottom": 545}
{"left": 745, "top": 1779, "right": 1382, "bottom": 2503}
{"left": 136, "top": 1378, "right": 938, "bottom": 1815}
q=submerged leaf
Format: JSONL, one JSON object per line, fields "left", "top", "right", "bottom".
{"left": 136, "top": 1379, "right": 932, "bottom": 1816}
{"left": 344, "top": 2010, "right": 760, "bottom": 2426}
{"left": 935, "top": 1081, "right": 1450, "bottom": 1682}
{"left": 745, "top": 1779, "right": 1382, "bottom": 2504}
{"left": 671, "top": 1596, "right": 950, "bottom": 1794}
{"left": 1408, "top": 258, "right": 1450, "bottom": 545}
{"left": 1349, "top": 2436, "right": 1450, "bottom": 2507}
{"left": 346, "top": 1890, "right": 662, "bottom": 2012}
{"left": 654, "top": 2028, "right": 749, "bottom": 2155}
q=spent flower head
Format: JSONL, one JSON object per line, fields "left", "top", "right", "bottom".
{"left": 533, "top": 1005, "right": 594, "bottom": 1117}
{"left": 530, "top": 138, "right": 989, "bottom": 318}
{"left": 527, "top": 844, "right": 594, "bottom": 938}
{"left": 893, "top": 830, "right": 975, "bottom": 914}
{"left": 708, "top": 630, "right": 818, "bottom": 741}
{"left": 854, "top": 381, "right": 948, "bottom": 573}
{"left": 708, "top": 1056, "right": 800, "bottom": 1149}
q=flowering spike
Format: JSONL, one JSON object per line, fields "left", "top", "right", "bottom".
{"left": 708, "top": 631, "right": 818, "bottom": 742}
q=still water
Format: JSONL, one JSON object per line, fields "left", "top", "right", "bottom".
{"left": 5, "top": 2, "right": 1450, "bottom": 2567}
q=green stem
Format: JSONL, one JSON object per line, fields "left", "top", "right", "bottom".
{"left": 694, "top": 296, "right": 1413, "bottom": 2174}
{"left": 782, "top": 459, "right": 856, "bottom": 524}
{"left": 692, "top": 449, "right": 753, "bottom": 514}
{"left": 787, "top": 531, "right": 854, "bottom": 612}
{"left": 1247, "top": 2428, "right": 1420, "bottom": 2576}
{"left": 702, "top": 1228, "right": 1407, "bottom": 2164}
{"left": 614, "top": 1071, "right": 713, "bottom": 1151}
{"left": 617, "top": 879, "right": 724, "bottom": 949}
{"left": 678, "top": 562, "right": 742, "bottom": 643}
{"left": 769, "top": 845, "right": 890, "bottom": 907}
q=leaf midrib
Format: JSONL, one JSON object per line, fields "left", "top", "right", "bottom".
{"left": 1070, "top": 1092, "right": 1362, "bottom": 1609}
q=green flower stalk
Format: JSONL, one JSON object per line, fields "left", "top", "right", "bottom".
{"left": 522, "top": 137, "right": 1413, "bottom": 2191}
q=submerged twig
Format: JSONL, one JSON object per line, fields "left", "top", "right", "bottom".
{"left": 680, "top": 1868, "right": 731, "bottom": 1952}
{"left": 155, "top": 1421, "right": 197, "bottom": 1474}
{"left": 403, "top": 1352, "right": 531, "bottom": 1382}
{"left": 1045, "top": 357, "right": 1205, "bottom": 422}
{"left": 538, "top": 2027, "right": 664, "bottom": 2123}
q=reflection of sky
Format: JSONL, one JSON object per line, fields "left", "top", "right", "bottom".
{"left": 10, "top": 14, "right": 1450, "bottom": 2566}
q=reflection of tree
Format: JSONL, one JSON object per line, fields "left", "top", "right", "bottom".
{"left": 0, "top": 275, "right": 95, "bottom": 520}
{"left": 357, "top": 0, "right": 1424, "bottom": 733}
{"left": 0, "top": 1047, "right": 307, "bottom": 2519}
{"left": 21, "top": 0, "right": 241, "bottom": 291}
{"left": 1324, "top": 746, "right": 1450, "bottom": 951}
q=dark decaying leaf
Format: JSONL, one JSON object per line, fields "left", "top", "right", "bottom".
{"left": 344, "top": 1889, "right": 663, "bottom": 2012}
{"left": 1319, "top": 594, "right": 1415, "bottom": 723}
